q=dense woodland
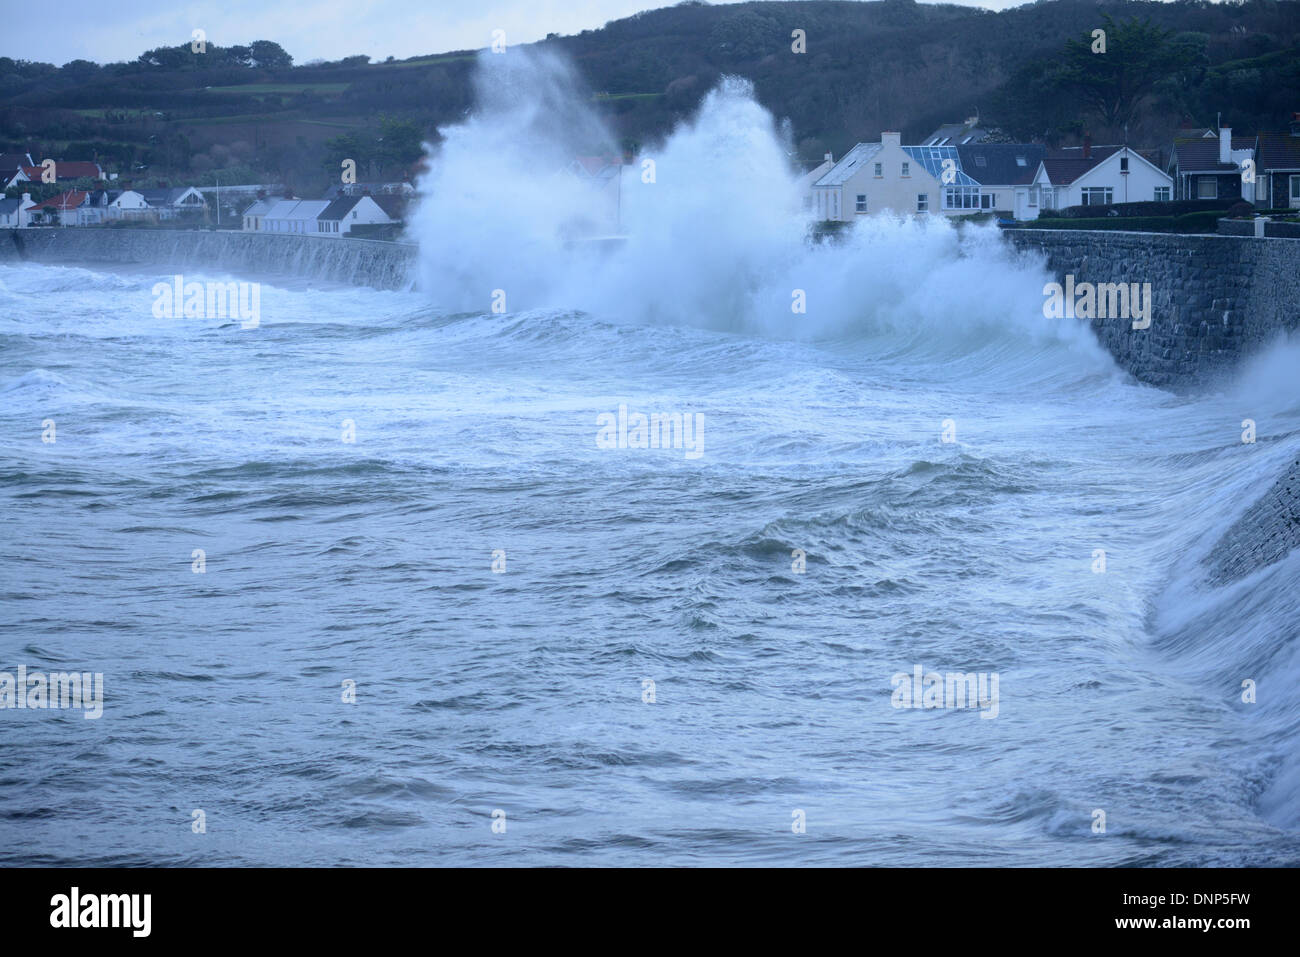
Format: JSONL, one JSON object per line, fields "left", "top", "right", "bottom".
{"left": 1, "top": 0, "right": 1297, "bottom": 195}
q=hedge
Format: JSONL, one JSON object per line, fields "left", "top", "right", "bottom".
{"left": 1018, "top": 210, "right": 1224, "bottom": 234}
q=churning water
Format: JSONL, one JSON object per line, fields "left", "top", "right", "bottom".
{"left": 1, "top": 52, "right": 1298, "bottom": 866}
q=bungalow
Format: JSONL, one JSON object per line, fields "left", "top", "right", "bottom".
{"left": 0, "top": 192, "right": 36, "bottom": 228}
{"left": 261, "top": 198, "right": 330, "bottom": 234}
{"left": 135, "top": 187, "right": 207, "bottom": 219}
{"left": 1168, "top": 127, "right": 1254, "bottom": 202}
{"left": 25, "top": 190, "right": 89, "bottom": 226}
{"left": 1254, "top": 115, "right": 1300, "bottom": 209}
{"left": 1026, "top": 141, "right": 1172, "bottom": 213}
{"left": 316, "top": 195, "right": 394, "bottom": 236}
{"left": 103, "top": 189, "right": 151, "bottom": 220}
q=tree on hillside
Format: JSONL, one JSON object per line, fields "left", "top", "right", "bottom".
{"left": 1060, "top": 14, "right": 1180, "bottom": 129}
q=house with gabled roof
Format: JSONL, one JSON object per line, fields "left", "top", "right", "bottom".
{"left": 813, "top": 133, "right": 1034, "bottom": 219}
{"left": 811, "top": 141, "right": 883, "bottom": 220}
{"left": 0, "top": 192, "right": 36, "bottom": 228}
{"left": 25, "top": 190, "right": 90, "bottom": 226}
{"left": 136, "top": 187, "right": 207, "bottom": 219}
{"left": 1027, "top": 140, "right": 1172, "bottom": 214}
{"left": 316, "top": 195, "right": 395, "bottom": 237}
{"left": 1168, "top": 126, "right": 1254, "bottom": 203}
{"left": 1254, "top": 115, "right": 1300, "bottom": 209}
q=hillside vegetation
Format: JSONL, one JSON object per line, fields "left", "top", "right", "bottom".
{"left": 1, "top": 0, "right": 1296, "bottom": 195}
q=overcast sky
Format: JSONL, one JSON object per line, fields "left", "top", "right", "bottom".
{"left": 2, "top": 0, "right": 1032, "bottom": 67}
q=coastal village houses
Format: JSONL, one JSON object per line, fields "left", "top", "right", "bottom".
{"left": 810, "top": 130, "right": 1174, "bottom": 219}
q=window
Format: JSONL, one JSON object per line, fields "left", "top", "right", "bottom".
{"left": 1197, "top": 178, "right": 1218, "bottom": 199}
{"left": 874, "top": 163, "right": 882, "bottom": 177}
{"left": 1081, "top": 187, "right": 1114, "bottom": 205}
{"left": 855, "top": 194, "right": 867, "bottom": 213}
{"left": 1028, "top": 187, "right": 1038, "bottom": 207}
{"left": 942, "top": 187, "right": 991, "bottom": 210}
{"left": 1120, "top": 156, "right": 1129, "bottom": 173}
{"left": 974, "top": 155, "right": 987, "bottom": 167}
{"left": 1290, "top": 175, "right": 1300, "bottom": 204}
{"left": 917, "top": 193, "right": 928, "bottom": 212}
{"left": 1154, "top": 186, "right": 1171, "bottom": 202}
{"left": 902, "top": 162, "right": 910, "bottom": 177}
{"left": 1015, "top": 155, "right": 1027, "bottom": 167}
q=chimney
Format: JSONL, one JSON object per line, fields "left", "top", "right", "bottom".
{"left": 256, "top": 188, "right": 266, "bottom": 199}
{"left": 824, "top": 151, "right": 833, "bottom": 163}
{"left": 1219, "top": 127, "right": 1232, "bottom": 165}
{"left": 881, "top": 131, "right": 901, "bottom": 149}
{"left": 1083, "top": 132, "right": 1091, "bottom": 159}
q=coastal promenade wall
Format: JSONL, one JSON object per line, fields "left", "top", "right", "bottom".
{"left": 0, "top": 227, "right": 416, "bottom": 291}
{"left": 1004, "top": 229, "right": 1300, "bottom": 390}
{"left": 1005, "top": 228, "right": 1300, "bottom": 587}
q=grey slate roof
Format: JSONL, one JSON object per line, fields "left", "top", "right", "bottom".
{"left": 956, "top": 144, "right": 1047, "bottom": 186}
{"left": 813, "top": 143, "right": 883, "bottom": 187}
{"left": 318, "top": 197, "right": 360, "bottom": 221}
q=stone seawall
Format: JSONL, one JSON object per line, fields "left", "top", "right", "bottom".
{"left": 0, "top": 228, "right": 417, "bottom": 291}
{"left": 1004, "top": 229, "right": 1300, "bottom": 390}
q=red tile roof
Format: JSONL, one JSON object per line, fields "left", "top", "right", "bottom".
{"left": 20, "top": 161, "right": 102, "bottom": 181}
{"left": 28, "top": 190, "right": 88, "bottom": 211}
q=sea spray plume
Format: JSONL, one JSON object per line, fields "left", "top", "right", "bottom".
{"left": 412, "top": 49, "right": 1107, "bottom": 360}
{"left": 410, "top": 46, "right": 619, "bottom": 311}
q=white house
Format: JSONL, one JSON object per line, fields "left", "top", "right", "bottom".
{"left": 25, "top": 190, "right": 90, "bottom": 226}
{"left": 811, "top": 142, "right": 883, "bottom": 220}
{"left": 261, "top": 199, "right": 330, "bottom": 234}
{"left": 813, "top": 133, "right": 988, "bottom": 219}
{"left": 1024, "top": 143, "right": 1172, "bottom": 214}
{"left": 136, "top": 187, "right": 208, "bottom": 219}
{"left": 104, "top": 189, "right": 151, "bottom": 220}
{"left": 316, "top": 195, "right": 394, "bottom": 236}
{"left": 0, "top": 192, "right": 35, "bottom": 227}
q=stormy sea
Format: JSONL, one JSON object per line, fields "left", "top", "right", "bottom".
{"left": 2, "top": 51, "right": 1297, "bottom": 866}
